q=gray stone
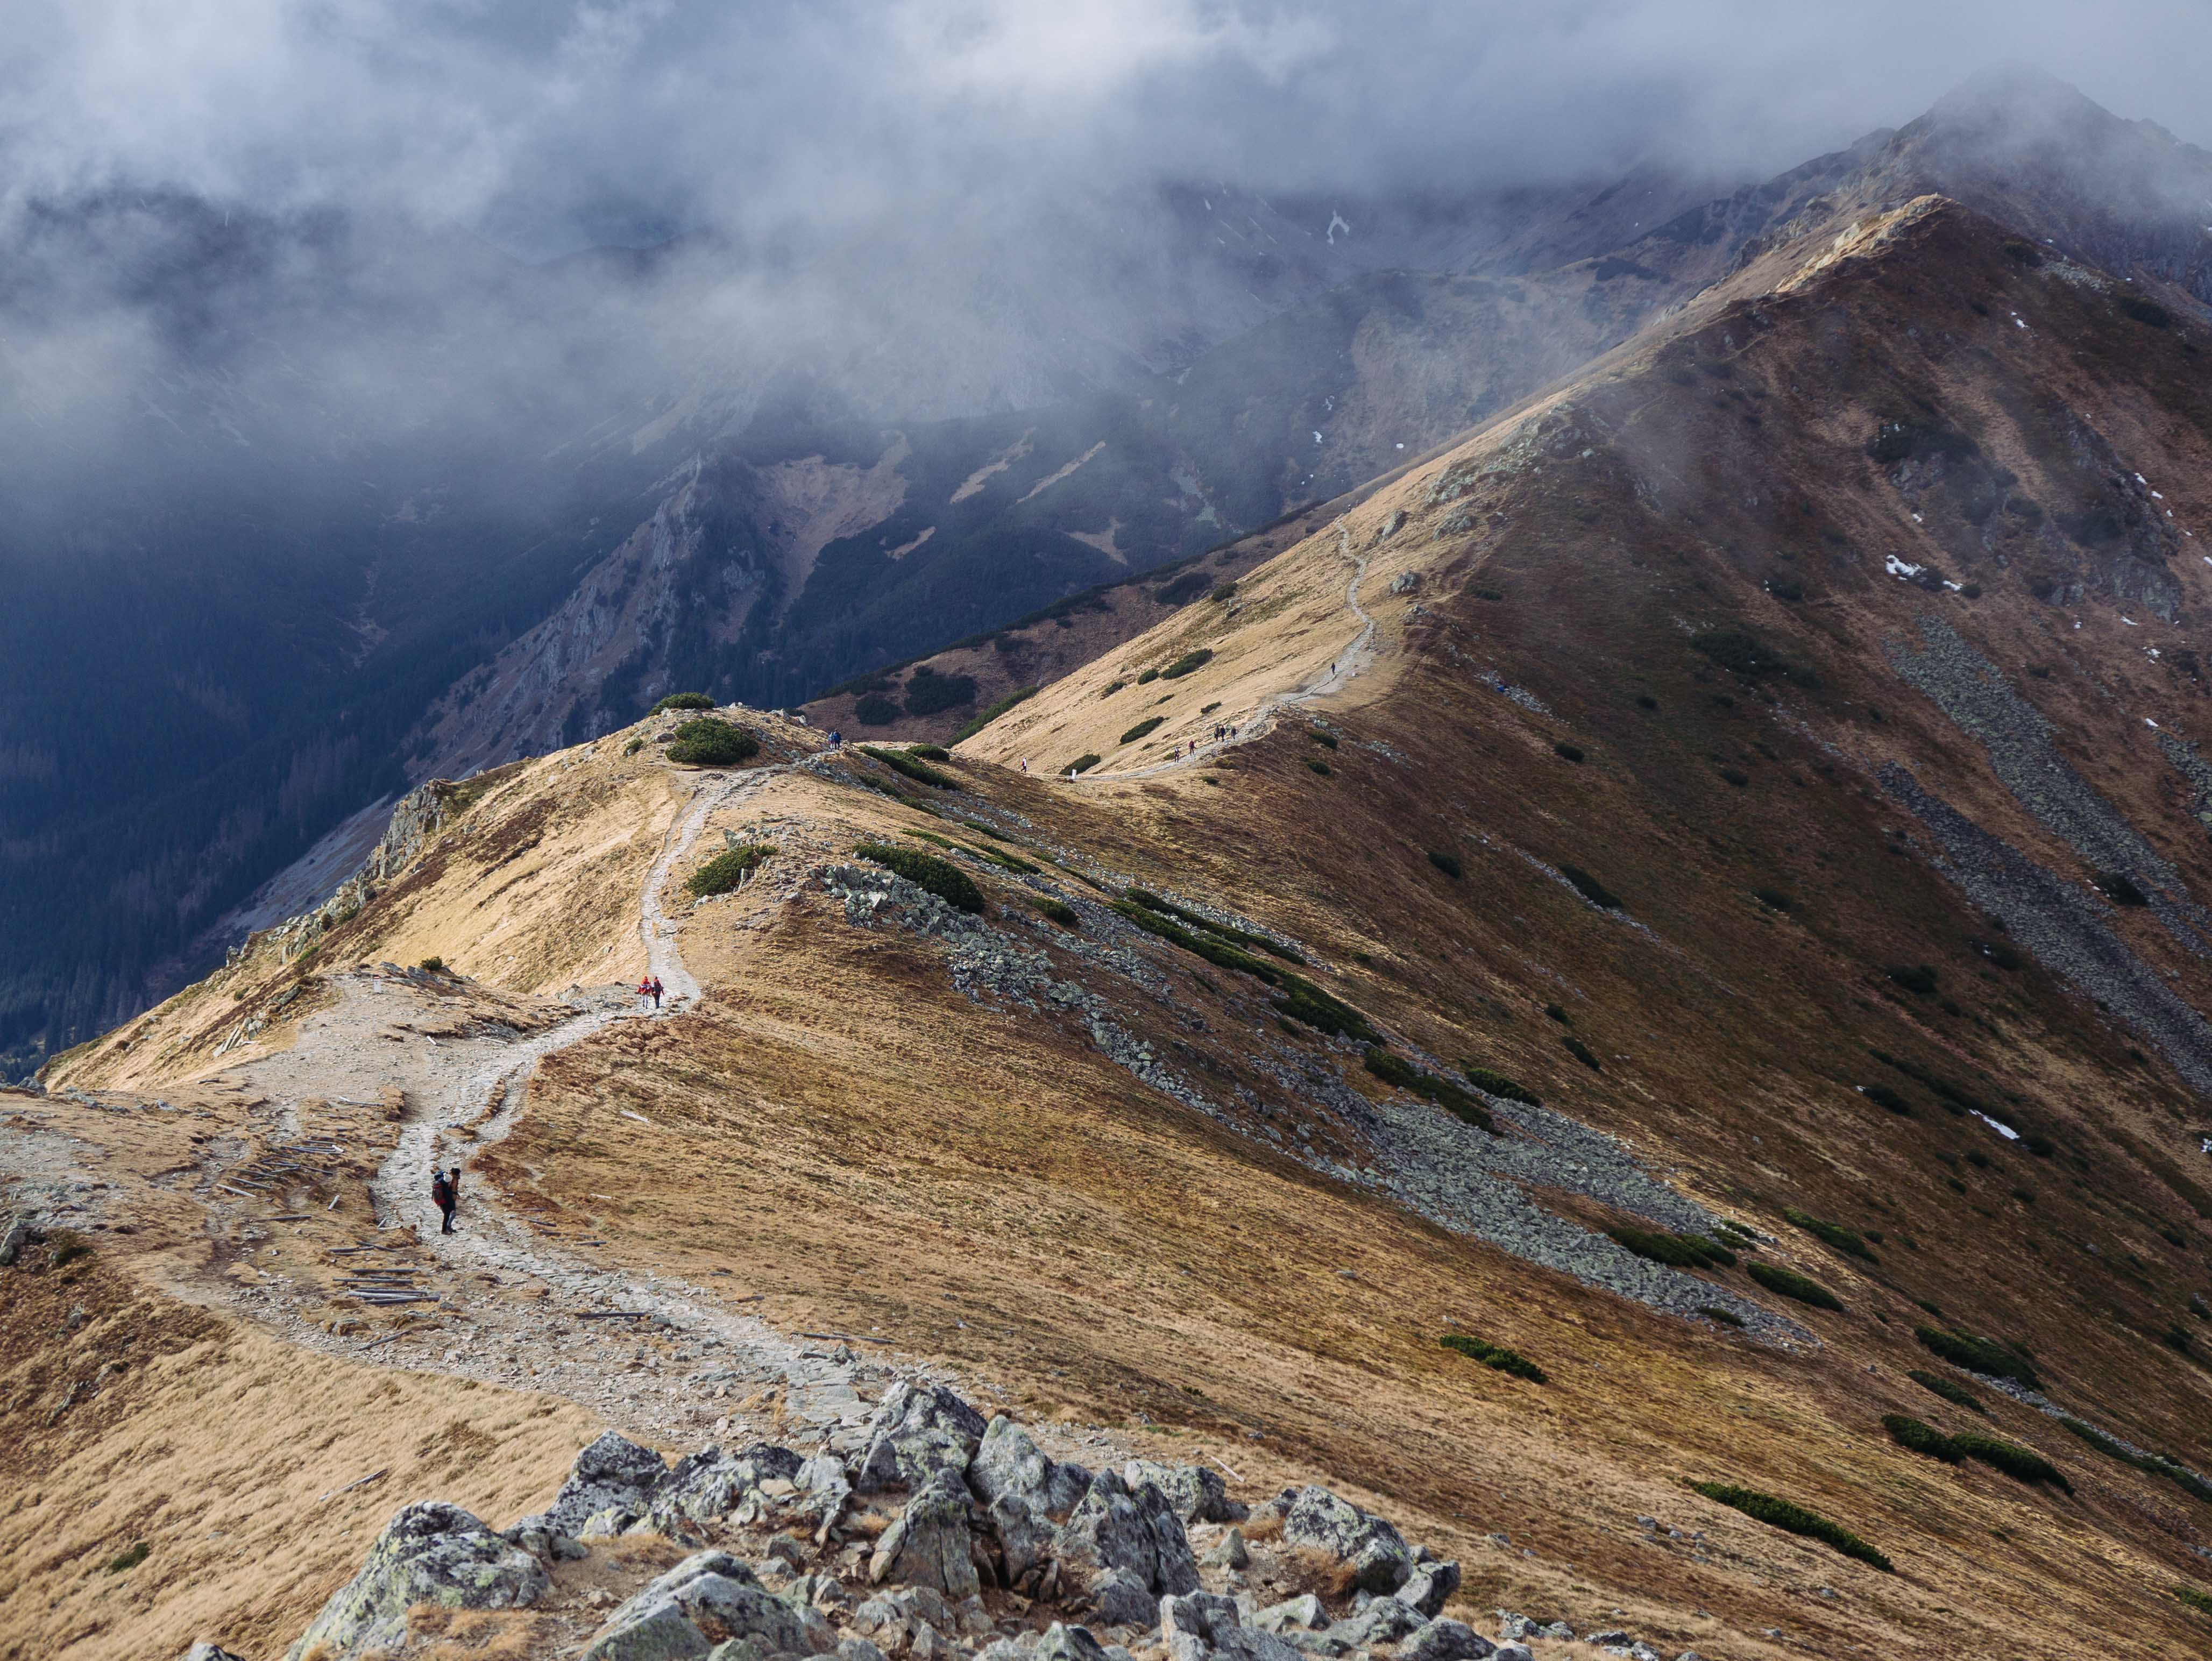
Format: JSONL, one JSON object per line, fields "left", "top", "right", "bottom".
{"left": 1133, "top": 1482, "right": 1201, "bottom": 1597}
{"left": 985, "top": 1491, "right": 1057, "bottom": 1587}
{"left": 1036, "top": 1623, "right": 1110, "bottom": 1661}
{"left": 1202, "top": 1529, "right": 1250, "bottom": 1571}
{"left": 501, "top": 1522, "right": 590, "bottom": 1564}
{"left": 585, "top": 1603, "right": 715, "bottom": 1661}
{"left": 869, "top": 1470, "right": 981, "bottom": 1599}
{"left": 836, "top": 1641, "right": 888, "bottom": 1661}
{"left": 287, "top": 1501, "right": 550, "bottom": 1659}
{"left": 581, "top": 1506, "right": 640, "bottom": 1539}
{"left": 735, "top": 1443, "right": 806, "bottom": 1484}
{"left": 1274, "top": 1488, "right": 1412, "bottom": 1595}
{"left": 1160, "top": 1591, "right": 1304, "bottom": 1661}
{"left": 1250, "top": 1596, "right": 1327, "bottom": 1633}
{"left": 855, "top": 1383, "right": 990, "bottom": 1494}
{"left": 1401, "top": 1622, "right": 1491, "bottom": 1661}
{"left": 651, "top": 1450, "right": 761, "bottom": 1532}
{"left": 1396, "top": 1560, "right": 1459, "bottom": 1618}
{"left": 1124, "top": 1461, "right": 1244, "bottom": 1524}
{"left": 1490, "top": 1648, "right": 1533, "bottom": 1661}
{"left": 1327, "top": 1598, "right": 1425, "bottom": 1648}
{"left": 1055, "top": 1472, "right": 1158, "bottom": 1592}
{"left": 183, "top": 1646, "right": 248, "bottom": 1661}
{"left": 593, "top": 1552, "right": 821, "bottom": 1661}
{"left": 544, "top": 1432, "right": 672, "bottom": 1535}
{"left": 0, "top": 1216, "right": 31, "bottom": 1268}
{"left": 1086, "top": 1567, "right": 1158, "bottom": 1628}
{"left": 971, "top": 1416, "right": 1091, "bottom": 1520}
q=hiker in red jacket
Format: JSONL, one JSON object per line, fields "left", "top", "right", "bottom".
{"left": 431, "top": 1168, "right": 457, "bottom": 1234}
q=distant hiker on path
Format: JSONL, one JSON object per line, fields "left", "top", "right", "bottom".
{"left": 650, "top": 976, "right": 664, "bottom": 1009}
{"left": 639, "top": 975, "right": 655, "bottom": 1010}
{"left": 432, "top": 1167, "right": 459, "bottom": 1233}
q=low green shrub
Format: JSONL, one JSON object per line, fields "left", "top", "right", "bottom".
{"left": 1161, "top": 649, "right": 1215, "bottom": 679}
{"left": 1690, "top": 628, "right": 1820, "bottom": 688}
{"left": 1364, "top": 1048, "right": 1497, "bottom": 1133}
{"left": 1544, "top": 1003, "right": 1569, "bottom": 1024}
{"left": 1271, "top": 973, "right": 1381, "bottom": 1044}
{"left": 1137, "top": 668, "right": 1161, "bottom": 685}
{"left": 1428, "top": 850, "right": 1463, "bottom": 879}
{"left": 902, "top": 668, "right": 977, "bottom": 715}
{"left": 1210, "top": 581, "right": 1238, "bottom": 602}
{"left": 1888, "top": 964, "right": 1939, "bottom": 996}
{"left": 1030, "top": 897, "right": 1080, "bottom": 928}
{"left": 2095, "top": 869, "right": 2151, "bottom": 906}
{"left": 1719, "top": 767, "right": 1750, "bottom": 789}
{"left": 1558, "top": 864, "right": 1622, "bottom": 908}
{"left": 105, "top": 1542, "right": 150, "bottom": 1574}
{"left": 668, "top": 718, "right": 762, "bottom": 767}
{"left": 1101, "top": 681, "right": 1128, "bottom": 698}
{"left": 1121, "top": 716, "right": 1166, "bottom": 745}
{"left": 1863, "top": 1084, "right": 1914, "bottom": 1117}
{"left": 1124, "top": 889, "right": 1303, "bottom": 961}
{"left": 1748, "top": 1261, "right": 1842, "bottom": 1310}
{"left": 1688, "top": 1483, "right": 1891, "bottom": 1571}
{"left": 2122, "top": 296, "right": 2173, "bottom": 329}
{"left": 953, "top": 685, "right": 1039, "bottom": 741}
{"left": 1755, "top": 888, "right": 1793, "bottom": 911}
{"left": 1785, "top": 1208, "right": 1877, "bottom": 1261}
{"left": 908, "top": 744, "right": 951, "bottom": 761}
{"left": 1883, "top": 1414, "right": 1965, "bottom": 1463}
{"left": 2179, "top": 1586, "right": 2212, "bottom": 1615}
{"left": 419, "top": 956, "right": 446, "bottom": 974}
{"left": 1908, "top": 1368, "right": 1988, "bottom": 1415}
{"left": 625, "top": 736, "right": 645, "bottom": 756}
{"left": 1635, "top": 694, "right": 1659, "bottom": 710}
{"left": 862, "top": 746, "right": 958, "bottom": 789}
{"left": 1309, "top": 728, "right": 1339, "bottom": 749}
{"left": 1869, "top": 1049, "right": 1994, "bottom": 1118}
{"left": 854, "top": 842, "right": 986, "bottom": 913}
{"left": 1766, "top": 578, "right": 1805, "bottom": 602}
{"left": 2059, "top": 1417, "right": 2212, "bottom": 1504}
{"left": 651, "top": 692, "right": 715, "bottom": 713}
{"left": 1440, "top": 1333, "right": 1546, "bottom": 1382}
{"left": 1554, "top": 743, "right": 1586, "bottom": 763}
{"left": 1461, "top": 1065, "right": 1540, "bottom": 1106}
{"left": 1306, "top": 757, "right": 1332, "bottom": 775}
{"left": 1562, "top": 1035, "right": 1602, "bottom": 1071}
{"left": 1698, "top": 1305, "right": 1746, "bottom": 1328}
{"left": 1952, "top": 1431, "right": 2071, "bottom": 1490}
{"left": 1607, "top": 1225, "right": 1736, "bottom": 1270}
{"left": 855, "top": 693, "right": 900, "bottom": 725}
{"left": 687, "top": 843, "right": 772, "bottom": 896}
{"left": 1065, "top": 754, "right": 1101, "bottom": 775}
{"left": 964, "top": 841, "right": 1041, "bottom": 874}
{"left": 1474, "top": 587, "right": 1505, "bottom": 601}
{"left": 1915, "top": 1326, "right": 2040, "bottom": 1389}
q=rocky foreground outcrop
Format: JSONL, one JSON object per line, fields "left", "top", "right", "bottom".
{"left": 252, "top": 1378, "right": 1677, "bottom": 1661}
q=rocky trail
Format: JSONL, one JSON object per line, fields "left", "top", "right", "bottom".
{"left": 1083, "top": 523, "right": 1376, "bottom": 783}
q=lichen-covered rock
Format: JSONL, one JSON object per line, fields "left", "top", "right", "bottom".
{"left": 288, "top": 1501, "right": 549, "bottom": 1659}
{"left": 855, "top": 1383, "right": 990, "bottom": 1494}
{"left": 1054, "top": 1472, "right": 1157, "bottom": 1592}
{"left": 1396, "top": 1559, "right": 1460, "bottom": 1617}
{"left": 1037, "top": 1623, "right": 1110, "bottom": 1661}
{"left": 587, "top": 1551, "right": 823, "bottom": 1661}
{"left": 1328, "top": 1598, "right": 1426, "bottom": 1648}
{"left": 1123, "top": 1461, "right": 1243, "bottom": 1525}
{"left": 183, "top": 1645, "right": 248, "bottom": 1661}
{"left": 501, "top": 1521, "right": 591, "bottom": 1564}
{"left": 984, "top": 1490, "right": 1057, "bottom": 1588}
{"left": 972, "top": 1417, "right": 1091, "bottom": 1520}
{"left": 0, "top": 1215, "right": 32, "bottom": 1268}
{"left": 1250, "top": 1596, "right": 1328, "bottom": 1633}
{"left": 870, "top": 1470, "right": 982, "bottom": 1599}
{"left": 1132, "top": 1482, "right": 1200, "bottom": 1598}
{"left": 1201, "top": 1529, "right": 1250, "bottom": 1570}
{"left": 1274, "top": 1486, "right": 1413, "bottom": 1594}
{"left": 535, "top": 1432, "right": 671, "bottom": 1536}
{"left": 1160, "top": 1592, "right": 1304, "bottom": 1661}
{"left": 1086, "top": 1566, "right": 1158, "bottom": 1628}
{"left": 1402, "top": 1622, "right": 1492, "bottom": 1661}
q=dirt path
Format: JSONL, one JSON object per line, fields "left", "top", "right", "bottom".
{"left": 1083, "top": 519, "right": 1376, "bottom": 783}
{"left": 202, "top": 759, "right": 899, "bottom": 1449}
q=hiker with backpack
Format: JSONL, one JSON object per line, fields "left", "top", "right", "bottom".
{"left": 650, "top": 976, "right": 664, "bottom": 1009}
{"left": 432, "top": 1167, "right": 460, "bottom": 1234}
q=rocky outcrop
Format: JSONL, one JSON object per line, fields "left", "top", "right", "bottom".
{"left": 1161, "top": 1592, "right": 1304, "bottom": 1661}
{"left": 1122, "top": 1461, "right": 1243, "bottom": 1525}
{"left": 533, "top": 1430, "right": 672, "bottom": 1537}
{"left": 1272, "top": 1486, "right": 1413, "bottom": 1594}
{"left": 870, "top": 1471, "right": 983, "bottom": 1599}
{"left": 287, "top": 1501, "right": 549, "bottom": 1659}
{"left": 855, "top": 1382, "right": 990, "bottom": 1494}
{"left": 585, "top": 1551, "right": 827, "bottom": 1661}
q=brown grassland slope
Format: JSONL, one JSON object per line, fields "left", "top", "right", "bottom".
{"left": 13, "top": 194, "right": 2212, "bottom": 1659}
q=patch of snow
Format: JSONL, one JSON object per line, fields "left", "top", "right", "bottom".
{"left": 1327, "top": 210, "right": 1351, "bottom": 244}
{"left": 1944, "top": 580, "right": 1963, "bottom": 591}
{"left": 1911, "top": 512, "right": 1924, "bottom": 523}
{"left": 1394, "top": 442, "right": 1405, "bottom": 450}
{"left": 2122, "top": 616, "right": 2139, "bottom": 626}
{"left": 1313, "top": 431, "right": 1323, "bottom": 444}
{"left": 2147, "top": 716, "right": 2162, "bottom": 728}
{"left": 1973, "top": 1110, "right": 2022, "bottom": 1141}
{"left": 1884, "top": 555, "right": 1923, "bottom": 579}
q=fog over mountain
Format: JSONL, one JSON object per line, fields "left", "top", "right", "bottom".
{"left": 8, "top": 2, "right": 2212, "bottom": 1073}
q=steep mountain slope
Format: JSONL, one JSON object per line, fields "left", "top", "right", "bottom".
{"left": 16, "top": 189, "right": 2212, "bottom": 1658}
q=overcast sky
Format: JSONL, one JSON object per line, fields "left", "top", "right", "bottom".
{"left": 10, "top": 2, "right": 2212, "bottom": 256}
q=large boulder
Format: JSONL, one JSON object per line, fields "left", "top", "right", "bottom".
{"left": 983, "top": 1490, "right": 1057, "bottom": 1588}
{"left": 586, "top": 1551, "right": 824, "bottom": 1661}
{"left": 855, "top": 1384, "right": 989, "bottom": 1494}
{"left": 1123, "top": 1461, "right": 1244, "bottom": 1525}
{"left": 1273, "top": 1487, "right": 1413, "bottom": 1594}
{"left": 1402, "top": 1623, "right": 1492, "bottom": 1661}
{"left": 868, "top": 1470, "right": 982, "bottom": 1599}
{"left": 970, "top": 1418, "right": 1091, "bottom": 1520}
{"left": 1054, "top": 1472, "right": 1157, "bottom": 1592}
{"left": 1160, "top": 1592, "right": 1304, "bottom": 1661}
{"left": 288, "top": 1501, "right": 549, "bottom": 1659}
{"left": 1036, "top": 1624, "right": 1110, "bottom": 1661}
{"left": 1328, "top": 1598, "right": 1427, "bottom": 1649}
{"left": 1396, "top": 1559, "right": 1461, "bottom": 1618}
{"left": 0, "top": 1215, "right": 32, "bottom": 1268}
{"left": 534, "top": 1432, "right": 672, "bottom": 1537}
{"left": 1130, "top": 1482, "right": 1200, "bottom": 1597}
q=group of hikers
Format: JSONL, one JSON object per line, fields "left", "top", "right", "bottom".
{"left": 637, "top": 975, "right": 665, "bottom": 1009}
